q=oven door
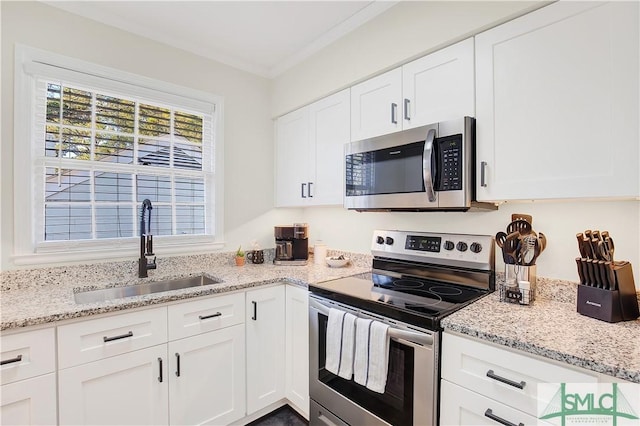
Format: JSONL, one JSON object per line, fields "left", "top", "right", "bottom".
{"left": 309, "top": 295, "right": 438, "bottom": 426}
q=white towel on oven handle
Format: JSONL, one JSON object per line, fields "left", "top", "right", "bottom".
{"left": 325, "top": 308, "right": 356, "bottom": 379}
{"left": 354, "top": 318, "right": 390, "bottom": 393}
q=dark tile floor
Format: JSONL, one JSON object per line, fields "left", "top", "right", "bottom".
{"left": 248, "top": 405, "right": 308, "bottom": 426}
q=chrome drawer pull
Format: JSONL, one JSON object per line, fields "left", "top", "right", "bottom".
{"left": 103, "top": 331, "right": 133, "bottom": 342}
{"left": 486, "top": 369, "right": 526, "bottom": 389}
{"left": 0, "top": 354, "right": 23, "bottom": 366}
{"left": 199, "top": 312, "right": 222, "bottom": 320}
{"left": 484, "top": 408, "right": 523, "bottom": 426}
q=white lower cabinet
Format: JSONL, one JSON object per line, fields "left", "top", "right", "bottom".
{"left": 285, "top": 285, "right": 309, "bottom": 418}
{"left": 58, "top": 344, "right": 169, "bottom": 425}
{"left": 245, "top": 285, "right": 286, "bottom": 414}
{"left": 0, "top": 327, "right": 57, "bottom": 425}
{"left": 1, "top": 373, "right": 57, "bottom": 426}
{"left": 440, "top": 380, "right": 547, "bottom": 426}
{"left": 168, "top": 325, "right": 246, "bottom": 425}
{"left": 440, "top": 332, "right": 600, "bottom": 425}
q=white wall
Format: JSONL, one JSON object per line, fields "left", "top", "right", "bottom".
{"left": 271, "top": 1, "right": 640, "bottom": 286}
{"left": 0, "top": 1, "right": 299, "bottom": 270}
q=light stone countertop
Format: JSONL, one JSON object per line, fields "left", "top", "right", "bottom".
{"left": 0, "top": 250, "right": 371, "bottom": 331}
{"left": 441, "top": 279, "right": 640, "bottom": 384}
{"left": 2, "top": 254, "right": 639, "bottom": 384}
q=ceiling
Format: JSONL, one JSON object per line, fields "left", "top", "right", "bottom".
{"left": 44, "top": 1, "right": 398, "bottom": 78}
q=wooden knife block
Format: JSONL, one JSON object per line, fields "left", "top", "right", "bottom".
{"left": 577, "top": 262, "right": 639, "bottom": 323}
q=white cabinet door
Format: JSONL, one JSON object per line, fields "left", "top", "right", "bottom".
{"left": 275, "top": 108, "right": 310, "bottom": 207}
{"left": 350, "top": 68, "right": 402, "bottom": 141}
{"left": 402, "top": 38, "right": 475, "bottom": 129}
{"left": 168, "top": 324, "right": 246, "bottom": 426}
{"left": 285, "top": 285, "right": 309, "bottom": 418}
{"left": 308, "top": 89, "right": 350, "bottom": 206}
{"left": 0, "top": 374, "right": 57, "bottom": 426}
{"left": 58, "top": 345, "right": 169, "bottom": 425}
{"left": 1, "top": 327, "right": 55, "bottom": 385}
{"left": 245, "top": 285, "right": 286, "bottom": 414}
{"left": 475, "top": 1, "right": 639, "bottom": 201}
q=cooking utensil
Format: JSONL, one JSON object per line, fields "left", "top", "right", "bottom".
{"left": 590, "top": 238, "right": 602, "bottom": 260}
{"left": 519, "top": 236, "right": 540, "bottom": 266}
{"left": 503, "top": 232, "right": 520, "bottom": 265}
{"left": 511, "top": 213, "right": 532, "bottom": 224}
{"left": 605, "top": 261, "right": 617, "bottom": 290}
{"left": 581, "top": 237, "right": 595, "bottom": 259}
{"left": 538, "top": 232, "right": 547, "bottom": 253}
{"left": 585, "top": 260, "right": 598, "bottom": 287}
{"left": 495, "top": 232, "right": 507, "bottom": 248}
{"left": 506, "top": 219, "right": 532, "bottom": 236}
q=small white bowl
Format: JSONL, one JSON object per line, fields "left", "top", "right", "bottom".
{"left": 326, "top": 256, "right": 349, "bottom": 268}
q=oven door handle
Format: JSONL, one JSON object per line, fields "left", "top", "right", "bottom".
{"left": 310, "top": 300, "right": 433, "bottom": 347}
{"left": 390, "top": 330, "right": 433, "bottom": 347}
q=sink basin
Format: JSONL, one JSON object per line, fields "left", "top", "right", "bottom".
{"left": 74, "top": 274, "right": 221, "bottom": 304}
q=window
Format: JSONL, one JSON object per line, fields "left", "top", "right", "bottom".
{"left": 14, "top": 46, "right": 224, "bottom": 264}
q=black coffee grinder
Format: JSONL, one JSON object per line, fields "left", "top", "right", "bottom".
{"left": 274, "top": 223, "right": 309, "bottom": 265}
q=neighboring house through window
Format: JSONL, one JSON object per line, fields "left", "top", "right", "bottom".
{"left": 13, "top": 45, "right": 224, "bottom": 265}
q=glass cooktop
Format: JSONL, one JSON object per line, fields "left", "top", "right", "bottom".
{"left": 309, "top": 272, "right": 490, "bottom": 330}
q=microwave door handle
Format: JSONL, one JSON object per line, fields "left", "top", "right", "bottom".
{"left": 423, "top": 128, "right": 437, "bottom": 202}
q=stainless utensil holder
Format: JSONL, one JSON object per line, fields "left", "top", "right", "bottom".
{"left": 577, "top": 261, "right": 639, "bottom": 323}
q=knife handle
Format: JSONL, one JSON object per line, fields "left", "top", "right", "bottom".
{"left": 597, "top": 261, "right": 609, "bottom": 290}
{"left": 586, "top": 260, "right": 598, "bottom": 287}
{"left": 606, "top": 261, "right": 617, "bottom": 291}
{"left": 576, "top": 258, "right": 586, "bottom": 285}
{"left": 576, "top": 233, "right": 587, "bottom": 258}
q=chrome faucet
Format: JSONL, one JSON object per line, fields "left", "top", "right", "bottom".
{"left": 138, "top": 199, "right": 157, "bottom": 278}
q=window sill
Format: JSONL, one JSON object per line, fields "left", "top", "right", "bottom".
{"left": 12, "top": 238, "right": 226, "bottom": 267}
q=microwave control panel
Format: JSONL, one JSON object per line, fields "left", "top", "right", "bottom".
{"left": 436, "top": 134, "right": 463, "bottom": 191}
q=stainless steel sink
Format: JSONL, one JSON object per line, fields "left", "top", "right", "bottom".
{"left": 74, "top": 274, "right": 221, "bottom": 304}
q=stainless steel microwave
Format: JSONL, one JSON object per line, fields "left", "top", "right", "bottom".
{"left": 344, "top": 117, "right": 496, "bottom": 211}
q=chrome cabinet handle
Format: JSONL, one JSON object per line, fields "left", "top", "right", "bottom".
{"left": 481, "top": 161, "right": 488, "bottom": 187}
{"left": 403, "top": 98, "right": 410, "bottom": 120}
{"left": 391, "top": 103, "right": 398, "bottom": 124}
{"left": 0, "top": 354, "right": 23, "bottom": 366}
{"left": 301, "top": 183, "right": 306, "bottom": 198}
{"left": 103, "top": 331, "right": 133, "bottom": 342}
{"left": 422, "top": 128, "right": 437, "bottom": 202}
{"left": 158, "top": 357, "right": 163, "bottom": 383}
{"left": 199, "top": 312, "right": 222, "bottom": 320}
{"left": 175, "top": 353, "right": 181, "bottom": 377}
{"left": 484, "top": 409, "right": 523, "bottom": 426}
{"left": 308, "top": 182, "right": 313, "bottom": 198}
{"left": 486, "top": 369, "right": 526, "bottom": 389}
{"left": 251, "top": 301, "right": 257, "bottom": 321}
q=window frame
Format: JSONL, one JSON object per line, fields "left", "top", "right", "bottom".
{"left": 13, "top": 45, "right": 225, "bottom": 266}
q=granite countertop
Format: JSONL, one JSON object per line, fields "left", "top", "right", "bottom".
{"left": 0, "top": 251, "right": 370, "bottom": 331}
{"left": 2, "top": 254, "right": 639, "bottom": 384}
{"left": 441, "top": 279, "right": 640, "bottom": 384}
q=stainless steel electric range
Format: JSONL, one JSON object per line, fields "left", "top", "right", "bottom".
{"left": 308, "top": 229, "right": 495, "bottom": 426}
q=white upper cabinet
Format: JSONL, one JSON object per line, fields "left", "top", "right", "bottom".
{"left": 475, "top": 1, "right": 639, "bottom": 201}
{"left": 350, "top": 68, "right": 403, "bottom": 141}
{"left": 275, "top": 89, "right": 349, "bottom": 207}
{"left": 350, "top": 38, "right": 475, "bottom": 141}
{"left": 402, "top": 38, "right": 475, "bottom": 129}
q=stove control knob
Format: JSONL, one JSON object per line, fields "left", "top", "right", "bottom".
{"left": 456, "top": 241, "right": 468, "bottom": 252}
{"left": 376, "top": 236, "right": 385, "bottom": 245}
{"left": 385, "top": 237, "right": 394, "bottom": 245}
{"left": 444, "top": 240, "right": 455, "bottom": 251}
{"left": 470, "top": 242, "right": 483, "bottom": 253}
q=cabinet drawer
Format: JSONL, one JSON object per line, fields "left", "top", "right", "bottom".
{"left": 168, "top": 292, "right": 244, "bottom": 341}
{"left": 442, "top": 332, "right": 598, "bottom": 416}
{"left": 440, "top": 380, "right": 549, "bottom": 426}
{"left": 58, "top": 306, "right": 167, "bottom": 369}
{"left": 1, "top": 328, "right": 55, "bottom": 385}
